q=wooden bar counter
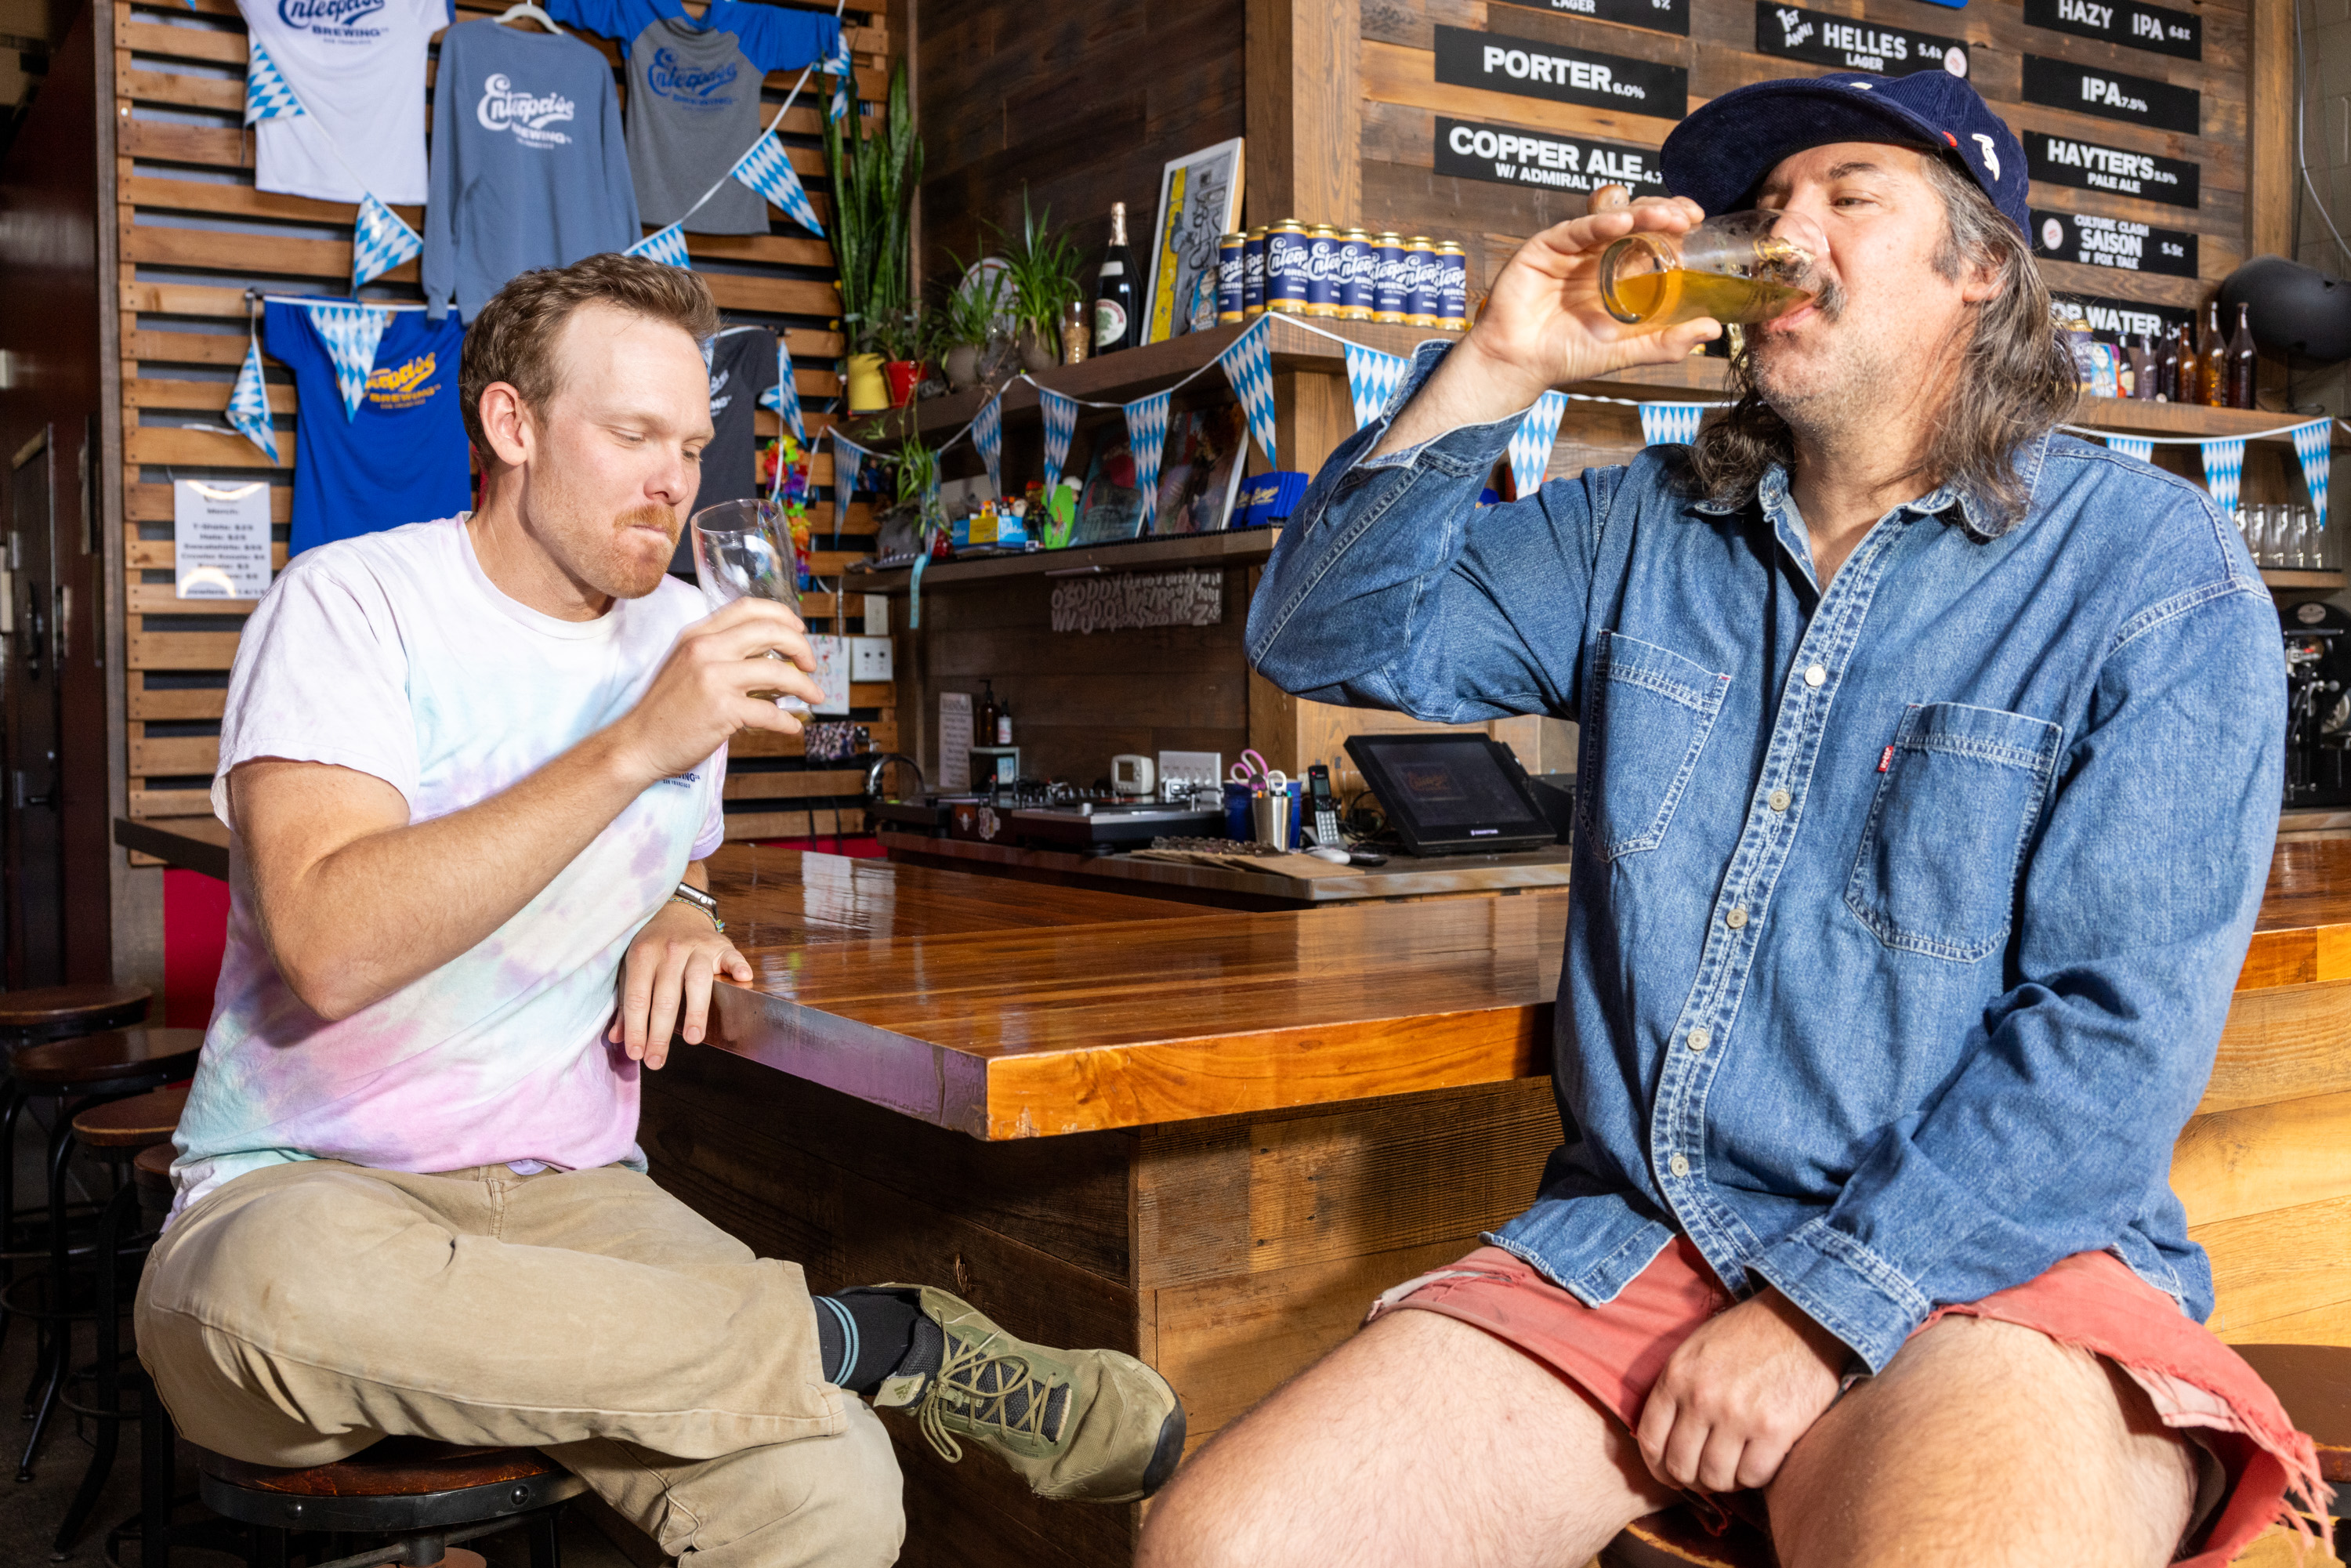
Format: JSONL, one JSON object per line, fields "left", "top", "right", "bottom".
{"left": 639, "top": 839, "right": 2351, "bottom": 1568}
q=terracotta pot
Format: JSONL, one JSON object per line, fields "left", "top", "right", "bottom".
{"left": 883, "top": 360, "right": 926, "bottom": 408}
{"left": 1017, "top": 326, "right": 1059, "bottom": 375}
{"left": 944, "top": 342, "right": 981, "bottom": 390}
{"left": 845, "top": 353, "right": 889, "bottom": 413}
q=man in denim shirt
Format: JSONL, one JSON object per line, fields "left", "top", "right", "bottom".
{"left": 1141, "top": 73, "right": 2314, "bottom": 1568}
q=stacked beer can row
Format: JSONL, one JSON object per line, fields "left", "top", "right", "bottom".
{"left": 1214, "top": 224, "right": 1470, "bottom": 330}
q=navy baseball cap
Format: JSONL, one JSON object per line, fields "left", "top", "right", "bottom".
{"left": 1659, "top": 71, "right": 2029, "bottom": 236}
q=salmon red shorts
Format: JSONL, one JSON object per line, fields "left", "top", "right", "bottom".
{"left": 1369, "top": 1239, "right": 2329, "bottom": 1566}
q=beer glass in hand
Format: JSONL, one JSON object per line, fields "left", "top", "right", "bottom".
{"left": 1598, "top": 209, "right": 1825, "bottom": 330}
{"left": 689, "top": 498, "right": 808, "bottom": 714}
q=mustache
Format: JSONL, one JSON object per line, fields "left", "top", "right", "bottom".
{"left": 619, "top": 504, "right": 681, "bottom": 543}
{"left": 1759, "top": 276, "right": 1846, "bottom": 335}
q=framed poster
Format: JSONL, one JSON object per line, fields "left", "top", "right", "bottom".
{"left": 1143, "top": 138, "right": 1246, "bottom": 346}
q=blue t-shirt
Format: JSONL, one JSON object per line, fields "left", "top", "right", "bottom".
{"left": 266, "top": 301, "right": 473, "bottom": 558}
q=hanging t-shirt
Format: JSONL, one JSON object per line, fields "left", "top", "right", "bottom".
{"left": 549, "top": 0, "right": 839, "bottom": 234}
{"left": 238, "top": 0, "right": 448, "bottom": 205}
{"left": 264, "top": 299, "right": 472, "bottom": 558}
{"left": 170, "top": 516, "right": 728, "bottom": 1216}
{"left": 424, "top": 20, "right": 640, "bottom": 322}
{"left": 668, "top": 324, "right": 778, "bottom": 573}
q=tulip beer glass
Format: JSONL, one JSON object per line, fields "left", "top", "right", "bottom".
{"left": 689, "top": 497, "right": 807, "bottom": 713}
{"left": 1596, "top": 209, "right": 1825, "bottom": 329}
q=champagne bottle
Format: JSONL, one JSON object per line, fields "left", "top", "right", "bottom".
{"left": 2199, "top": 299, "right": 2226, "bottom": 407}
{"left": 1093, "top": 202, "right": 1139, "bottom": 356}
{"left": 2227, "top": 302, "right": 2258, "bottom": 409}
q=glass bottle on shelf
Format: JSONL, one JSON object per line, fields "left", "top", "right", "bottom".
{"left": 976, "top": 679, "right": 999, "bottom": 754}
{"left": 1060, "top": 299, "right": 1089, "bottom": 365}
{"left": 1093, "top": 202, "right": 1139, "bottom": 356}
{"left": 2226, "top": 302, "right": 2257, "bottom": 409}
{"left": 2155, "top": 325, "right": 2179, "bottom": 401}
{"left": 2199, "top": 300, "right": 2227, "bottom": 408}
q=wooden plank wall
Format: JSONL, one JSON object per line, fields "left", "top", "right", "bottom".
{"left": 114, "top": 0, "right": 896, "bottom": 846}
{"left": 1355, "top": 0, "right": 2270, "bottom": 481}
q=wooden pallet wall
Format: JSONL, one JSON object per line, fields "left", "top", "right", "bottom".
{"left": 115, "top": 0, "right": 896, "bottom": 848}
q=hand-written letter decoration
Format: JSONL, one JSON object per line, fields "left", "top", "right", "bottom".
{"left": 1637, "top": 402, "right": 1708, "bottom": 447}
{"left": 1342, "top": 342, "right": 1411, "bottom": 430}
{"left": 1125, "top": 390, "right": 1173, "bottom": 530}
{"left": 1509, "top": 390, "right": 1569, "bottom": 499}
{"left": 624, "top": 222, "right": 692, "bottom": 270}
{"left": 729, "top": 134, "right": 825, "bottom": 238}
{"left": 351, "top": 192, "right": 425, "bottom": 292}
{"left": 1040, "top": 389, "right": 1079, "bottom": 494}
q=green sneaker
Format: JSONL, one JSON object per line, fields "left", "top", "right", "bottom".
{"left": 871, "top": 1284, "right": 1186, "bottom": 1503}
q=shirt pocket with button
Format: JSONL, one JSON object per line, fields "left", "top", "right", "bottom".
{"left": 1844, "top": 701, "right": 2063, "bottom": 963}
{"left": 1580, "top": 631, "right": 1733, "bottom": 861}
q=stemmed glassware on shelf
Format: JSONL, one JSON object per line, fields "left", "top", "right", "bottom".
{"left": 2237, "top": 503, "right": 2328, "bottom": 573}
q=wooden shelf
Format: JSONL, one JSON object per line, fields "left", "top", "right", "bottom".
{"left": 857, "top": 527, "right": 1280, "bottom": 592}
{"left": 2262, "top": 570, "right": 2345, "bottom": 590}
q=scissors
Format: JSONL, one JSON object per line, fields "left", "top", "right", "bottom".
{"left": 1230, "top": 750, "right": 1273, "bottom": 788}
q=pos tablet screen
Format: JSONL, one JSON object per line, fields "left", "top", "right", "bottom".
{"left": 1342, "top": 733, "right": 1559, "bottom": 856}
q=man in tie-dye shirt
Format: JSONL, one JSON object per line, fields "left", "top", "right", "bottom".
{"left": 135, "top": 255, "right": 1184, "bottom": 1567}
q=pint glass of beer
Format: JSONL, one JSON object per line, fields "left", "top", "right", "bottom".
{"left": 1597, "top": 209, "right": 1824, "bottom": 329}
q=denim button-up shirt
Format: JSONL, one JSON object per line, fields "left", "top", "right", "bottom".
{"left": 1247, "top": 342, "right": 2284, "bottom": 1371}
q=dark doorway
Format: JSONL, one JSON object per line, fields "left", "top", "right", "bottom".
{"left": 7, "top": 429, "right": 63, "bottom": 986}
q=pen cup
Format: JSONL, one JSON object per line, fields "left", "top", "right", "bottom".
{"left": 1251, "top": 787, "right": 1297, "bottom": 851}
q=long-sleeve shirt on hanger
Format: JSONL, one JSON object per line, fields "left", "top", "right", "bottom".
{"left": 423, "top": 18, "right": 640, "bottom": 321}
{"left": 548, "top": 0, "right": 840, "bottom": 234}
{"left": 237, "top": 0, "right": 451, "bottom": 205}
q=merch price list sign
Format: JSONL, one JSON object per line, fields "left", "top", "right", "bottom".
{"left": 1490, "top": 0, "right": 1690, "bottom": 36}
{"left": 1435, "top": 118, "right": 1668, "bottom": 197}
{"left": 172, "top": 480, "right": 272, "bottom": 599}
{"left": 2026, "top": 130, "right": 2199, "bottom": 208}
{"left": 2031, "top": 208, "right": 2198, "bottom": 278}
{"left": 2023, "top": 0, "right": 2199, "bottom": 60}
{"left": 2022, "top": 55, "right": 2199, "bottom": 135}
{"left": 1433, "top": 25, "right": 1689, "bottom": 119}
{"left": 1755, "top": 4, "right": 1969, "bottom": 78}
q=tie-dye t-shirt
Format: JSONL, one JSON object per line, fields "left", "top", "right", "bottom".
{"left": 168, "top": 515, "right": 727, "bottom": 1216}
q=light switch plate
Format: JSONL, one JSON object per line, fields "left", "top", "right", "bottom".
{"left": 1157, "top": 750, "right": 1223, "bottom": 791}
{"left": 849, "top": 636, "right": 893, "bottom": 682}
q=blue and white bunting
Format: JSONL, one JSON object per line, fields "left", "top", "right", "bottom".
{"left": 245, "top": 39, "right": 305, "bottom": 125}
{"left": 825, "top": 29, "right": 855, "bottom": 122}
{"left": 1639, "top": 402, "right": 1708, "bottom": 447}
{"left": 299, "top": 300, "right": 390, "bottom": 420}
{"left": 832, "top": 429, "right": 866, "bottom": 545}
{"left": 1126, "top": 390, "right": 1173, "bottom": 531}
{"left": 2292, "top": 418, "right": 2332, "bottom": 535}
{"left": 972, "top": 393, "right": 1003, "bottom": 493}
{"left": 2103, "top": 434, "right": 2155, "bottom": 464}
{"left": 625, "top": 223, "right": 692, "bottom": 270}
{"left": 756, "top": 331, "right": 805, "bottom": 447}
{"left": 2200, "top": 436, "right": 2248, "bottom": 516}
{"left": 350, "top": 193, "right": 422, "bottom": 292}
{"left": 1342, "top": 342, "right": 1411, "bottom": 430}
{"left": 226, "top": 332, "right": 279, "bottom": 463}
{"left": 1508, "top": 391, "right": 1568, "bottom": 500}
{"left": 1041, "top": 388, "right": 1079, "bottom": 494}
{"left": 1217, "top": 317, "right": 1277, "bottom": 467}
{"left": 730, "top": 133, "right": 825, "bottom": 238}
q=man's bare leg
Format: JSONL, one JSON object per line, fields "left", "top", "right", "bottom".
{"left": 1136, "top": 1309, "right": 1672, "bottom": 1568}
{"left": 1769, "top": 1315, "right": 2198, "bottom": 1568}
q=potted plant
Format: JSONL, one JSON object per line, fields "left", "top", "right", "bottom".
{"left": 996, "top": 191, "right": 1083, "bottom": 375}
{"left": 937, "top": 261, "right": 1013, "bottom": 392}
{"left": 823, "top": 61, "right": 922, "bottom": 412}
{"left": 894, "top": 432, "right": 945, "bottom": 554}
{"left": 873, "top": 305, "right": 931, "bottom": 409}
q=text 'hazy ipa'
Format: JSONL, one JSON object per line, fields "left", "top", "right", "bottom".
{"left": 1605, "top": 270, "right": 1813, "bottom": 328}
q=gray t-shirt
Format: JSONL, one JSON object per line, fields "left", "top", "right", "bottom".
{"left": 627, "top": 17, "right": 766, "bottom": 234}
{"left": 671, "top": 326, "right": 780, "bottom": 574}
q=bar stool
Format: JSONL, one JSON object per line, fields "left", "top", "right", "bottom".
{"left": 0, "top": 986, "right": 156, "bottom": 1296}
{"left": 128, "top": 1141, "right": 183, "bottom": 1568}
{"left": 199, "top": 1439, "right": 582, "bottom": 1568}
{"left": 5, "top": 1028, "right": 202, "bottom": 1479}
{"left": 45, "top": 1085, "right": 187, "bottom": 1555}
{"left": 1597, "top": 1342, "right": 2351, "bottom": 1566}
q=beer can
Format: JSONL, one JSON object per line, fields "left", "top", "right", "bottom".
{"left": 1264, "top": 220, "right": 1310, "bottom": 315}
{"left": 1243, "top": 228, "right": 1267, "bottom": 317}
{"left": 1404, "top": 236, "right": 1440, "bottom": 328}
{"left": 1303, "top": 223, "right": 1342, "bottom": 317}
{"left": 1436, "top": 241, "right": 1469, "bottom": 331}
{"left": 1338, "top": 228, "right": 1376, "bottom": 320}
{"left": 1371, "top": 232, "right": 1407, "bottom": 324}
{"left": 1217, "top": 232, "right": 1246, "bottom": 325}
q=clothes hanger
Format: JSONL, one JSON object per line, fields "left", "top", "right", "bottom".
{"left": 493, "top": 2, "right": 566, "bottom": 34}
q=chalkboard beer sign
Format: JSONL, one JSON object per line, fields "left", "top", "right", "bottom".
{"left": 2023, "top": 0, "right": 2200, "bottom": 60}
{"left": 1753, "top": 3, "right": 1969, "bottom": 78}
{"left": 2025, "top": 130, "right": 2200, "bottom": 209}
{"left": 2021, "top": 56, "right": 2200, "bottom": 135}
{"left": 2031, "top": 208, "right": 2199, "bottom": 278}
{"left": 1433, "top": 25, "right": 1690, "bottom": 119}
{"left": 1489, "top": 0, "right": 1690, "bottom": 38}
{"left": 1434, "top": 117, "right": 1669, "bottom": 197}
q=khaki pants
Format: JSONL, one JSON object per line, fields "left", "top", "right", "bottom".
{"left": 134, "top": 1158, "right": 905, "bottom": 1568}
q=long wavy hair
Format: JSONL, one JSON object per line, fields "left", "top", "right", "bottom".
{"left": 1681, "top": 153, "right": 2078, "bottom": 538}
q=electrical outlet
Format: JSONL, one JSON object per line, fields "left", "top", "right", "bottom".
{"left": 1157, "top": 751, "right": 1223, "bottom": 790}
{"left": 849, "top": 636, "right": 893, "bottom": 682}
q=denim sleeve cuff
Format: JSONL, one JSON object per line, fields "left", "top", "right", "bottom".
{"left": 1350, "top": 339, "right": 1541, "bottom": 480}
{"left": 1751, "top": 1220, "right": 1935, "bottom": 1373}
